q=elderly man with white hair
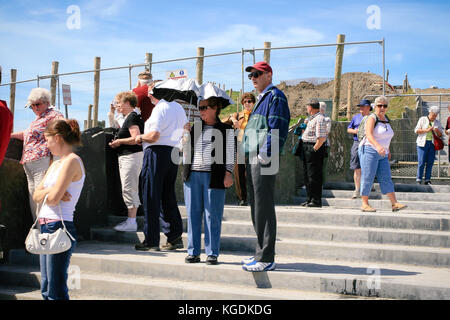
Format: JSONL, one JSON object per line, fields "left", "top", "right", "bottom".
{"left": 10, "top": 88, "right": 64, "bottom": 219}
{"left": 414, "top": 105, "right": 444, "bottom": 185}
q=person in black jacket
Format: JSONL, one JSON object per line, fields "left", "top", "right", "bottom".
{"left": 182, "top": 97, "right": 235, "bottom": 265}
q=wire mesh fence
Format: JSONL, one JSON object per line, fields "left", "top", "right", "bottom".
{"left": 1, "top": 38, "right": 385, "bottom": 133}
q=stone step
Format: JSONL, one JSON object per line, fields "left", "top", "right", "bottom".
{"left": 299, "top": 189, "right": 450, "bottom": 202}
{"left": 104, "top": 218, "right": 450, "bottom": 248}
{"left": 0, "top": 285, "right": 121, "bottom": 300}
{"left": 324, "top": 181, "right": 450, "bottom": 193}
{"left": 5, "top": 242, "right": 450, "bottom": 299}
{"left": 0, "top": 263, "right": 364, "bottom": 300}
{"left": 112, "top": 206, "right": 450, "bottom": 232}
{"left": 311, "top": 198, "right": 450, "bottom": 213}
{"left": 87, "top": 229, "right": 450, "bottom": 267}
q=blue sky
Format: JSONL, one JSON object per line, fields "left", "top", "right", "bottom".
{"left": 1, "top": 0, "right": 450, "bottom": 131}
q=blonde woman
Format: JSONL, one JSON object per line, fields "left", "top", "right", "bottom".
{"left": 358, "top": 96, "right": 407, "bottom": 213}
{"left": 109, "top": 91, "right": 144, "bottom": 232}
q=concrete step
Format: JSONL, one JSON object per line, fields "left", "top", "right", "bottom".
{"left": 324, "top": 181, "right": 450, "bottom": 193}
{"left": 0, "top": 263, "right": 367, "bottom": 300}
{"left": 112, "top": 206, "right": 450, "bottom": 232}
{"left": 103, "top": 217, "right": 450, "bottom": 248}
{"left": 311, "top": 198, "right": 450, "bottom": 213}
{"left": 5, "top": 242, "right": 450, "bottom": 299}
{"left": 87, "top": 228, "right": 450, "bottom": 267}
{"left": 299, "top": 189, "right": 450, "bottom": 202}
{"left": 0, "top": 285, "right": 121, "bottom": 300}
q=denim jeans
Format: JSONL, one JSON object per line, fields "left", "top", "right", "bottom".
{"left": 39, "top": 221, "right": 77, "bottom": 300}
{"left": 416, "top": 140, "right": 435, "bottom": 182}
{"left": 183, "top": 171, "right": 226, "bottom": 257}
{"left": 359, "top": 145, "right": 395, "bottom": 196}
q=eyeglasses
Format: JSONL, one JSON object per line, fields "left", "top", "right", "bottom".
{"left": 30, "top": 102, "right": 42, "bottom": 107}
{"left": 248, "top": 70, "right": 263, "bottom": 80}
{"left": 198, "top": 105, "right": 212, "bottom": 111}
{"left": 243, "top": 100, "right": 254, "bottom": 104}
{"left": 377, "top": 104, "right": 388, "bottom": 109}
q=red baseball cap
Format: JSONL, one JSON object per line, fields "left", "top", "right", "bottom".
{"left": 245, "top": 61, "right": 273, "bottom": 74}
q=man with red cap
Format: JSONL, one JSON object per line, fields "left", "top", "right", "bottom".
{"left": 241, "top": 61, "right": 290, "bottom": 272}
{"left": 132, "top": 71, "right": 155, "bottom": 122}
{"left": 0, "top": 99, "right": 13, "bottom": 166}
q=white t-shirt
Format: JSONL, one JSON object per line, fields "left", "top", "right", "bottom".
{"left": 143, "top": 99, "right": 187, "bottom": 150}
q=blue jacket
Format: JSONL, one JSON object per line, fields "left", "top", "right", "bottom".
{"left": 243, "top": 85, "right": 290, "bottom": 157}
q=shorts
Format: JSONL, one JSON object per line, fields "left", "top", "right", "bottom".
{"left": 350, "top": 140, "right": 361, "bottom": 170}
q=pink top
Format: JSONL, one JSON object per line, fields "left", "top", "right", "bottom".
{"left": 21, "top": 107, "right": 64, "bottom": 164}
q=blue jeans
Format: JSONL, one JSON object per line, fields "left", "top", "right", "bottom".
{"left": 416, "top": 140, "right": 435, "bottom": 182}
{"left": 359, "top": 145, "right": 395, "bottom": 196}
{"left": 39, "top": 221, "right": 77, "bottom": 300}
{"left": 184, "top": 171, "right": 226, "bottom": 257}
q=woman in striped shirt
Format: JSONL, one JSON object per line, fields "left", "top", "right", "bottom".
{"left": 182, "top": 97, "right": 235, "bottom": 265}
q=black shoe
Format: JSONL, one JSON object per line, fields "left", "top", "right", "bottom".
{"left": 300, "top": 201, "right": 310, "bottom": 206}
{"left": 162, "top": 236, "right": 184, "bottom": 250}
{"left": 135, "top": 241, "right": 160, "bottom": 252}
{"left": 424, "top": 181, "right": 432, "bottom": 185}
{"left": 416, "top": 180, "right": 422, "bottom": 184}
{"left": 135, "top": 241, "right": 150, "bottom": 251}
{"left": 206, "top": 255, "right": 218, "bottom": 265}
{"left": 239, "top": 200, "right": 248, "bottom": 206}
{"left": 306, "top": 202, "right": 322, "bottom": 208}
{"left": 185, "top": 255, "right": 201, "bottom": 263}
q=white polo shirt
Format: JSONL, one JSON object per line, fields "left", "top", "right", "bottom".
{"left": 143, "top": 99, "right": 187, "bottom": 150}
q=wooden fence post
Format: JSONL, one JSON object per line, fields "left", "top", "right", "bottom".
{"left": 93, "top": 57, "right": 101, "bottom": 127}
{"left": 196, "top": 47, "right": 204, "bottom": 85}
{"left": 332, "top": 34, "right": 345, "bottom": 121}
{"left": 88, "top": 104, "right": 93, "bottom": 129}
{"left": 264, "top": 42, "right": 271, "bottom": 64}
{"left": 50, "top": 61, "right": 59, "bottom": 107}
{"left": 347, "top": 80, "right": 353, "bottom": 120}
{"left": 145, "top": 53, "right": 153, "bottom": 73}
{"left": 9, "top": 69, "right": 17, "bottom": 131}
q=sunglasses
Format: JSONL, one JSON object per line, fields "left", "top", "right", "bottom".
{"left": 243, "top": 100, "right": 254, "bottom": 104}
{"left": 248, "top": 70, "right": 263, "bottom": 80}
{"left": 30, "top": 102, "right": 43, "bottom": 107}
{"left": 377, "top": 104, "right": 388, "bottom": 109}
{"left": 199, "top": 105, "right": 213, "bottom": 111}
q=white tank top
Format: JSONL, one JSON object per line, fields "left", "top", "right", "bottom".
{"left": 361, "top": 115, "right": 394, "bottom": 154}
{"left": 39, "top": 156, "right": 85, "bottom": 222}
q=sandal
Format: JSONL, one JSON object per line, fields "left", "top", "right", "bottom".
{"left": 392, "top": 203, "right": 407, "bottom": 212}
{"left": 361, "top": 204, "right": 376, "bottom": 212}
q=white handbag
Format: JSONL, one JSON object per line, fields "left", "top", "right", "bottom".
{"left": 25, "top": 195, "right": 75, "bottom": 255}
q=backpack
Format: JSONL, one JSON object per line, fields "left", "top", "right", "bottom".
{"left": 357, "top": 113, "right": 390, "bottom": 142}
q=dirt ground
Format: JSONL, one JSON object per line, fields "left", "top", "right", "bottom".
{"left": 277, "top": 72, "right": 397, "bottom": 118}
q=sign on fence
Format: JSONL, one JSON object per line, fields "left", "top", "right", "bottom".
{"left": 62, "top": 84, "right": 72, "bottom": 105}
{"left": 166, "top": 69, "right": 188, "bottom": 80}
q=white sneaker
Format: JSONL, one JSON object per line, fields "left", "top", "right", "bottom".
{"left": 114, "top": 220, "right": 137, "bottom": 232}
{"left": 241, "top": 256, "right": 255, "bottom": 265}
{"left": 242, "top": 260, "right": 276, "bottom": 272}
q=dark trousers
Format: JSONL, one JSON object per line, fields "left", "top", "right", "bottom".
{"left": 246, "top": 158, "right": 277, "bottom": 263}
{"left": 234, "top": 163, "right": 247, "bottom": 202}
{"left": 302, "top": 142, "right": 326, "bottom": 205}
{"left": 140, "top": 145, "right": 182, "bottom": 247}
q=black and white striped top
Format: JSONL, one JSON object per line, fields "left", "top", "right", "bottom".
{"left": 192, "top": 125, "right": 235, "bottom": 173}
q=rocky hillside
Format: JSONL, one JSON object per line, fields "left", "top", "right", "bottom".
{"left": 278, "top": 72, "right": 396, "bottom": 118}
